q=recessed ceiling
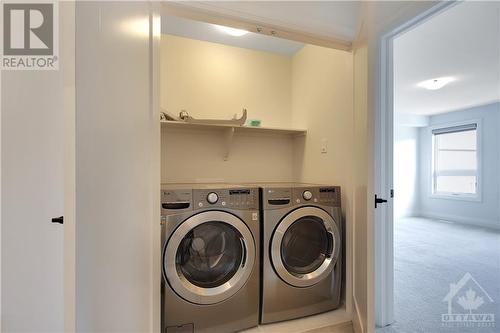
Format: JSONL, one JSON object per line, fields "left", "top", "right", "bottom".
{"left": 394, "top": 1, "right": 500, "bottom": 116}
{"left": 162, "top": 14, "right": 305, "bottom": 56}
{"left": 169, "top": 1, "right": 361, "bottom": 42}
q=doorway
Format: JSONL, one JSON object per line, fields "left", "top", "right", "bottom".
{"left": 377, "top": 1, "right": 500, "bottom": 332}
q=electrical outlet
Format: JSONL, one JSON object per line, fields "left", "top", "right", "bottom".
{"left": 321, "top": 138, "right": 328, "bottom": 154}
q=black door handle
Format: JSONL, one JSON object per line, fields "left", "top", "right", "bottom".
{"left": 375, "top": 195, "right": 388, "bottom": 208}
{"left": 51, "top": 216, "right": 64, "bottom": 224}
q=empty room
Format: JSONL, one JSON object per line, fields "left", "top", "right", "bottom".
{"left": 383, "top": 2, "right": 500, "bottom": 332}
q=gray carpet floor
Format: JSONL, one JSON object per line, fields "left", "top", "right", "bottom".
{"left": 377, "top": 217, "right": 500, "bottom": 333}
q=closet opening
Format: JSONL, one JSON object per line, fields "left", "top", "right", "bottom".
{"left": 158, "top": 4, "right": 355, "bottom": 332}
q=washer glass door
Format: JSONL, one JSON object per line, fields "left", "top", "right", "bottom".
{"left": 164, "top": 211, "right": 255, "bottom": 305}
{"left": 177, "top": 221, "right": 243, "bottom": 288}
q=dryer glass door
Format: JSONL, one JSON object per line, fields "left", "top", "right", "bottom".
{"left": 271, "top": 207, "right": 340, "bottom": 288}
{"left": 164, "top": 211, "right": 255, "bottom": 305}
{"left": 281, "top": 216, "right": 329, "bottom": 275}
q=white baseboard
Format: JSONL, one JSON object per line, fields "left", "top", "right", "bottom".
{"left": 416, "top": 212, "right": 500, "bottom": 230}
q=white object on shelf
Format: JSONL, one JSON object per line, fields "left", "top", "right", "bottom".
{"left": 178, "top": 108, "right": 247, "bottom": 126}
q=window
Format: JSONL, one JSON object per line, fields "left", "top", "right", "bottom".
{"left": 432, "top": 122, "right": 479, "bottom": 199}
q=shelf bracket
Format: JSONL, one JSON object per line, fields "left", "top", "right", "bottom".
{"left": 223, "top": 127, "right": 235, "bottom": 161}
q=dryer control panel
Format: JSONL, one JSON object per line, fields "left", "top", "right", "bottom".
{"left": 293, "top": 186, "right": 341, "bottom": 207}
{"left": 193, "top": 188, "right": 259, "bottom": 210}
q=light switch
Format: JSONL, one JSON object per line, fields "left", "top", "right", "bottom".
{"left": 321, "top": 138, "right": 328, "bottom": 154}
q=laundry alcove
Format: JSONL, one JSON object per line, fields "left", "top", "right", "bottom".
{"left": 159, "top": 4, "right": 355, "bottom": 332}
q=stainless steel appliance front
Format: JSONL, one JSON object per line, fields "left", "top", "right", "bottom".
{"left": 161, "top": 184, "right": 260, "bottom": 333}
{"left": 260, "top": 184, "right": 343, "bottom": 324}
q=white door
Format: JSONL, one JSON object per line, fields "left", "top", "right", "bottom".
{"left": 1, "top": 3, "right": 75, "bottom": 331}
{"left": 1, "top": 71, "right": 63, "bottom": 332}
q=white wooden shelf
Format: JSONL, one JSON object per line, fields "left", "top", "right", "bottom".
{"left": 161, "top": 120, "right": 307, "bottom": 160}
{"left": 161, "top": 120, "right": 306, "bottom": 135}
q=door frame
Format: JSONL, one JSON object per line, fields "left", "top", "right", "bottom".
{"left": 62, "top": 2, "right": 76, "bottom": 331}
{"left": 375, "top": 1, "right": 459, "bottom": 327}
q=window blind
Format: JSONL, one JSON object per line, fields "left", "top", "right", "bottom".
{"left": 432, "top": 123, "right": 477, "bottom": 136}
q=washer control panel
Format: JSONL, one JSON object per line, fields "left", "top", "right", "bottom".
{"left": 293, "top": 186, "right": 341, "bottom": 207}
{"left": 161, "top": 189, "right": 192, "bottom": 213}
{"left": 193, "top": 188, "right": 258, "bottom": 210}
{"left": 262, "top": 187, "right": 293, "bottom": 210}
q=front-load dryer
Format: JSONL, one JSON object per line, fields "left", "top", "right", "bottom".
{"left": 161, "top": 184, "right": 260, "bottom": 333}
{"left": 260, "top": 183, "right": 342, "bottom": 324}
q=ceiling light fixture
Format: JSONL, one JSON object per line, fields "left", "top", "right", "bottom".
{"left": 418, "top": 77, "right": 455, "bottom": 90}
{"left": 215, "top": 25, "right": 249, "bottom": 37}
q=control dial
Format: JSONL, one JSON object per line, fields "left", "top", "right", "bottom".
{"left": 207, "top": 192, "right": 219, "bottom": 204}
{"left": 302, "top": 190, "right": 313, "bottom": 201}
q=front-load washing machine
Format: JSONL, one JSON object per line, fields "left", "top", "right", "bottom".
{"left": 260, "top": 183, "right": 342, "bottom": 324}
{"left": 161, "top": 184, "right": 260, "bottom": 333}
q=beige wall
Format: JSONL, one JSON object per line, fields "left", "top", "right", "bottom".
{"left": 161, "top": 34, "right": 292, "bottom": 128}
{"left": 291, "top": 44, "right": 354, "bottom": 315}
{"left": 161, "top": 128, "right": 295, "bottom": 183}
{"left": 353, "top": 40, "right": 369, "bottom": 333}
{"left": 291, "top": 45, "right": 353, "bottom": 190}
{"left": 161, "top": 37, "right": 354, "bottom": 190}
{"left": 161, "top": 34, "right": 296, "bottom": 184}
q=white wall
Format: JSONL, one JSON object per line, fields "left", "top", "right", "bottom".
{"left": 394, "top": 125, "right": 419, "bottom": 218}
{"left": 394, "top": 112, "right": 429, "bottom": 127}
{"left": 393, "top": 113, "right": 429, "bottom": 218}
{"left": 418, "top": 102, "right": 500, "bottom": 228}
{"left": 76, "top": 2, "right": 160, "bottom": 332}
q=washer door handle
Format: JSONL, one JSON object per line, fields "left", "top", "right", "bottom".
{"left": 326, "top": 231, "right": 334, "bottom": 258}
{"left": 239, "top": 237, "right": 247, "bottom": 268}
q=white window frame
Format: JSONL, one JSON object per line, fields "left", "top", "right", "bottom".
{"left": 430, "top": 119, "right": 482, "bottom": 202}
